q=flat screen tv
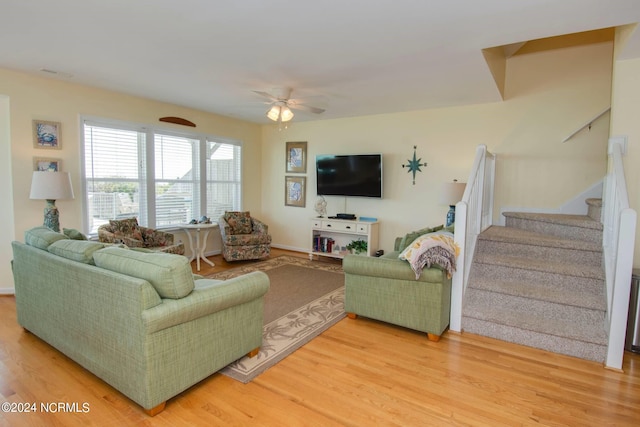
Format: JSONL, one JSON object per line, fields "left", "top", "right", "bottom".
{"left": 316, "top": 154, "right": 383, "bottom": 198}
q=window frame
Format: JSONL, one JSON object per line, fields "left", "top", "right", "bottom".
{"left": 80, "top": 116, "right": 243, "bottom": 236}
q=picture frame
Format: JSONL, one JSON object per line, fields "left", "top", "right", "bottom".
{"left": 285, "top": 176, "right": 306, "bottom": 207}
{"left": 286, "top": 141, "right": 307, "bottom": 173}
{"left": 33, "top": 157, "right": 62, "bottom": 172}
{"left": 33, "top": 120, "right": 61, "bottom": 149}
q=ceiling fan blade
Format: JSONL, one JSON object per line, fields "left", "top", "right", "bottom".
{"left": 289, "top": 103, "right": 325, "bottom": 114}
{"left": 253, "top": 91, "right": 278, "bottom": 102}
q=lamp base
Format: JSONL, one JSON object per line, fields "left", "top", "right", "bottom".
{"left": 446, "top": 205, "right": 456, "bottom": 227}
{"left": 43, "top": 199, "right": 60, "bottom": 232}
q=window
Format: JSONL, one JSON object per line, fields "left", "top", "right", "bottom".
{"left": 82, "top": 118, "right": 242, "bottom": 235}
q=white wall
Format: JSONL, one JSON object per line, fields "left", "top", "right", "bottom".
{"left": 611, "top": 56, "right": 640, "bottom": 267}
{"left": 0, "top": 96, "right": 16, "bottom": 293}
{"left": 261, "top": 41, "right": 613, "bottom": 254}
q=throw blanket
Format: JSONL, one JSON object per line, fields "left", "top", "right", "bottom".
{"left": 399, "top": 231, "right": 460, "bottom": 279}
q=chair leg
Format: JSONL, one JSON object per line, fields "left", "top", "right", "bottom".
{"left": 144, "top": 401, "right": 166, "bottom": 416}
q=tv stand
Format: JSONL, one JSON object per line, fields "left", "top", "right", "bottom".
{"left": 309, "top": 217, "right": 379, "bottom": 260}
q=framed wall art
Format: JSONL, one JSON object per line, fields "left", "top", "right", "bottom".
{"left": 285, "top": 176, "right": 306, "bottom": 207}
{"left": 286, "top": 141, "right": 307, "bottom": 173}
{"left": 33, "top": 120, "right": 61, "bottom": 149}
{"left": 33, "top": 157, "right": 62, "bottom": 172}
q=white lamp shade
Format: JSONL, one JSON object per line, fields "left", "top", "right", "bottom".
{"left": 30, "top": 171, "right": 75, "bottom": 200}
{"left": 280, "top": 106, "right": 294, "bottom": 122}
{"left": 439, "top": 181, "right": 466, "bottom": 206}
{"left": 266, "top": 105, "right": 281, "bottom": 121}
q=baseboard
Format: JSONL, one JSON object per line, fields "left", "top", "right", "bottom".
{"left": 0, "top": 288, "right": 15, "bottom": 296}
{"left": 271, "top": 243, "right": 308, "bottom": 254}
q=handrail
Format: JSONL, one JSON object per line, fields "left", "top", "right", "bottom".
{"left": 450, "top": 144, "right": 496, "bottom": 332}
{"left": 561, "top": 107, "right": 611, "bottom": 143}
{"left": 603, "top": 136, "right": 637, "bottom": 370}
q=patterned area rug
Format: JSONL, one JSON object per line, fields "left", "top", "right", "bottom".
{"left": 206, "top": 255, "right": 345, "bottom": 383}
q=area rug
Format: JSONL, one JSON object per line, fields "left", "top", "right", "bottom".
{"left": 206, "top": 255, "right": 345, "bottom": 383}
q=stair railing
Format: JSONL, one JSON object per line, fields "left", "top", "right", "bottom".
{"left": 450, "top": 144, "right": 496, "bottom": 332}
{"left": 603, "top": 136, "right": 637, "bottom": 370}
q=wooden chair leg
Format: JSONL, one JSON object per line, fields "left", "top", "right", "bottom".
{"left": 346, "top": 312, "right": 357, "bottom": 319}
{"left": 247, "top": 347, "right": 260, "bottom": 358}
{"left": 144, "top": 401, "right": 166, "bottom": 416}
{"left": 427, "top": 333, "right": 441, "bottom": 342}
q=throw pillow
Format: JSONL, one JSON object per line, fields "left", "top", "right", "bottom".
{"left": 63, "top": 228, "right": 88, "bottom": 240}
{"left": 224, "top": 211, "right": 252, "bottom": 235}
{"left": 398, "top": 226, "right": 433, "bottom": 252}
{"left": 48, "top": 240, "right": 105, "bottom": 264}
{"left": 93, "top": 246, "right": 195, "bottom": 299}
{"left": 24, "top": 226, "right": 69, "bottom": 250}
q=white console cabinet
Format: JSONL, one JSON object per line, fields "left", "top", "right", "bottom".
{"left": 309, "top": 218, "right": 379, "bottom": 260}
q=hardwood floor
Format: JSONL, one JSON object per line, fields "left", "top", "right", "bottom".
{"left": 1, "top": 249, "right": 639, "bottom": 426}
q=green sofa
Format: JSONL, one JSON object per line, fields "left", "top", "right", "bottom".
{"left": 11, "top": 227, "right": 269, "bottom": 415}
{"left": 343, "top": 226, "right": 453, "bottom": 341}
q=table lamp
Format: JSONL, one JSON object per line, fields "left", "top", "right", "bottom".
{"left": 439, "top": 179, "right": 466, "bottom": 227}
{"left": 30, "top": 171, "right": 75, "bottom": 232}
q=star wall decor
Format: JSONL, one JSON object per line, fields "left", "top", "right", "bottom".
{"left": 402, "top": 145, "right": 428, "bottom": 185}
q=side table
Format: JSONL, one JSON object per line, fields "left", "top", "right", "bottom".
{"left": 181, "top": 223, "right": 219, "bottom": 271}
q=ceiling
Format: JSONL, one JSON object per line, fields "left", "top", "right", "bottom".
{"left": 2, "top": 1, "right": 639, "bottom": 124}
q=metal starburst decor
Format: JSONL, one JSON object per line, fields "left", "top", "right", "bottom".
{"left": 402, "top": 145, "right": 428, "bottom": 185}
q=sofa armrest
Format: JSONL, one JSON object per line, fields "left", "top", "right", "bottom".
{"left": 98, "top": 227, "right": 145, "bottom": 248}
{"left": 140, "top": 226, "right": 174, "bottom": 246}
{"left": 142, "top": 271, "right": 270, "bottom": 333}
{"left": 218, "top": 216, "right": 232, "bottom": 240}
{"left": 343, "top": 254, "right": 445, "bottom": 283}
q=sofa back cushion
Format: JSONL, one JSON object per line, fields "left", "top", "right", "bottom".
{"left": 25, "top": 226, "right": 69, "bottom": 250}
{"left": 48, "top": 240, "right": 106, "bottom": 264}
{"left": 93, "top": 246, "right": 195, "bottom": 299}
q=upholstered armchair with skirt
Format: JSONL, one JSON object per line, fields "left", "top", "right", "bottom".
{"left": 98, "top": 217, "right": 185, "bottom": 255}
{"left": 218, "top": 211, "right": 272, "bottom": 262}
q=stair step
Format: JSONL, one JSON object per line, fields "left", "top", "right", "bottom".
{"left": 503, "top": 212, "right": 603, "bottom": 244}
{"left": 478, "top": 226, "right": 602, "bottom": 265}
{"left": 463, "top": 289, "right": 607, "bottom": 345}
{"left": 473, "top": 252, "right": 604, "bottom": 281}
{"left": 461, "top": 318, "right": 607, "bottom": 362}
{"left": 467, "top": 275, "right": 606, "bottom": 311}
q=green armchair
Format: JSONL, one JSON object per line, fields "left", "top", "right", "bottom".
{"left": 343, "top": 225, "right": 454, "bottom": 341}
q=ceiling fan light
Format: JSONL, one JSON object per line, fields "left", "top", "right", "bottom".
{"left": 280, "top": 106, "right": 294, "bottom": 122}
{"left": 266, "top": 105, "right": 281, "bottom": 121}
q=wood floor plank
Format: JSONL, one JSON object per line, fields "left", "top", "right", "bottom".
{"left": 1, "top": 249, "right": 639, "bottom": 425}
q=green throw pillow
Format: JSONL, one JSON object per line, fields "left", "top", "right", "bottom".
{"left": 398, "top": 227, "right": 433, "bottom": 252}
{"left": 63, "top": 228, "right": 88, "bottom": 240}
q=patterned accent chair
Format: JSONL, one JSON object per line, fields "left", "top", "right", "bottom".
{"left": 218, "top": 211, "right": 272, "bottom": 262}
{"left": 98, "top": 217, "right": 185, "bottom": 255}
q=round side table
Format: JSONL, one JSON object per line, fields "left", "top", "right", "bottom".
{"left": 181, "top": 223, "right": 219, "bottom": 271}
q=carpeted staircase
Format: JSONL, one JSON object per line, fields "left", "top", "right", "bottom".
{"left": 462, "top": 198, "right": 608, "bottom": 362}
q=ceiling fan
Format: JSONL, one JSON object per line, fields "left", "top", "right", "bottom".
{"left": 253, "top": 88, "right": 325, "bottom": 123}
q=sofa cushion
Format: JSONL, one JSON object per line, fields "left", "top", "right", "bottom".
{"left": 224, "top": 211, "right": 252, "bottom": 235}
{"left": 93, "top": 247, "right": 195, "bottom": 299}
{"left": 25, "top": 226, "right": 69, "bottom": 250}
{"left": 63, "top": 228, "right": 88, "bottom": 240}
{"left": 48, "top": 240, "right": 106, "bottom": 264}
